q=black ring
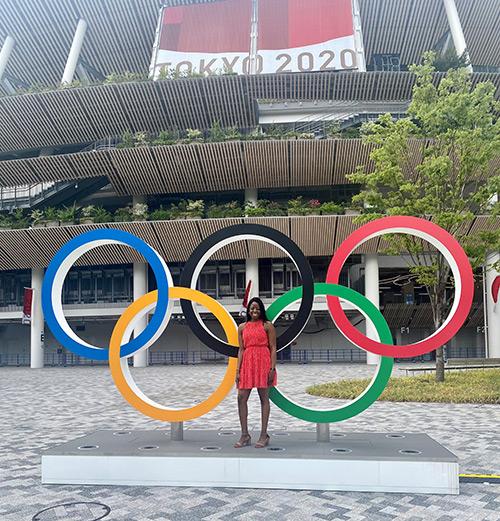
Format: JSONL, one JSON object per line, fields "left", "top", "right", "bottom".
{"left": 180, "top": 224, "right": 314, "bottom": 357}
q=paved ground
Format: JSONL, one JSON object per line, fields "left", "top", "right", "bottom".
{"left": 0, "top": 363, "right": 499, "bottom": 520}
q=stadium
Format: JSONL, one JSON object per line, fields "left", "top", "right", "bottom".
{"left": 0, "top": 0, "right": 498, "bottom": 369}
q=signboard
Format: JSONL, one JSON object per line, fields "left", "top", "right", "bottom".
{"left": 150, "top": 0, "right": 361, "bottom": 78}
{"left": 257, "top": 0, "right": 358, "bottom": 74}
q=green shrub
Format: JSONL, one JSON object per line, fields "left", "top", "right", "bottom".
{"left": 207, "top": 201, "right": 243, "bottom": 218}
{"left": 114, "top": 206, "right": 133, "bottom": 222}
{"left": 93, "top": 207, "right": 112, "bottom": 224}
{"left": 320, "top": 202, "right": 343, "bottom": 215}
{"left": 57, "top": 204, "right": 77, "bottom": 224}
{"left": 149, "top": 206, "right": 171, "bottom": 221}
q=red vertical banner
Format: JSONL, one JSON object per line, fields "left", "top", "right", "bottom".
{"left": 22, "top": 287, "right": 33, "bottom": 325}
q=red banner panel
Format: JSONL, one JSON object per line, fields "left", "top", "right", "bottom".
{"left": 151, "top": 0, "right": 358, "bottom": 77}
{"left": 22, "top": 287, "right": 33, "bottom": 325}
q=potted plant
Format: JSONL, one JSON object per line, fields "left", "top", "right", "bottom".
{"left": 169, "top": 201, "right": 185, "bottom": 220}
{"left": 152, "top": 130, "right": 178, "bottom": 146}
{"left": 208, "top": 121, "right": 226, "bottom": 143}
{"left": 207, "top": 201, "right": 243, "bottom": 218}
{"left": 132, "top": 202, "right": 148, "bottom": 221}
{"left": 43, "top": 207, "right": 59, "bottom": 227}
{"left": 266, "top": 201, "right": 287, "bottom": 216}
{"left": 134, "top": 131, "right": 150, "bottom": 147}
{"left": 247, "top": 127, "right": 266, "bottom": 141}
{"left": 319, "top": 202, "right": 343, "bottom": 215}
{"left": 288, "top": 197, "right": 311, "bottom": 216}
{"left": 80, "top": 205, "right": 95, "bottom": 225}
{"left": 308, "top": 199, "right": 322, "bottom": 215}
{"left": 224, "top": 126, "right": 241, "bottom": 141}
{"left": 149, "top": 206, "right": 171, "bottom": 221}
{"left": 30, "top": 209, "right": 45, "bottom": 227}
{"left": 245, "top": 199, "right": 279, "bottom": 217}
{"left": 185, "top": 128, "right": 203, "bottom": 144}
{"left": 58, "top": 204, "right": 77, "bottom": 225}
{"left": 0, "top": 213, "right": 11, "bottom": 229}
{"left": 93, "top": 206, "right": 113, "bottom": 224}
{"left": 185, "top": 199, "right": 204, "bottom": 219}
{"left": 118, "top": 131, "right": 135, "bottom": 149}
{"left": 325, "top": 122, "right": 341, "bottom": 139}
{"left": 114, "top": 206, "right": 133, "bottom": 222}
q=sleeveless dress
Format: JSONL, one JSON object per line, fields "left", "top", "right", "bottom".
{"left": 238, "top": 320, "right": 277, "bottom": 389}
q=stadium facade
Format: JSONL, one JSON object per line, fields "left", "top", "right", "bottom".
{"left": 0, "top": 0, "right": 498, "bottom": 369}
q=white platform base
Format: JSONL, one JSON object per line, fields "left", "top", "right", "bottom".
{"left": 41, "top": 430, "right": 459, "bottom": 494}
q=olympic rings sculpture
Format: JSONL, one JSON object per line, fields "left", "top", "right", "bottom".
{"left": 42, "top": 217, "right": 474, "bottom": 424}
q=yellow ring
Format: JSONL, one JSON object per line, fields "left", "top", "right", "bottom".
{"left": 109, "top": 287, "right": 238, "bottom": 422}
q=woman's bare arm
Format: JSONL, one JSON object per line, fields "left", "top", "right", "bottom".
{"left": 265, "top": 322, "right": 277, "bottom": 385}
{"left": 236, "top": 324, "right": 245, "bottom": 385}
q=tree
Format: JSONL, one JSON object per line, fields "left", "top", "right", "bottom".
{"left": 348, "top": 52, "right": 500, "bottom": 381}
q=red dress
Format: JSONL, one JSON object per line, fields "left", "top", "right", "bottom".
{"left": 238, "top": 320, "right": 277, "bottom": 389}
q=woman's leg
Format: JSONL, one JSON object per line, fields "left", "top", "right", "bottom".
{"left": 235, "top": 389, "right": 252, "bottom": 446}
{"left": 257, "top": 387, "right": 270, "bottom": 444}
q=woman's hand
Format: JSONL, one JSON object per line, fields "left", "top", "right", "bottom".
{"left": 267, "top": 368, "right": 275, "bottom": 387}
{"left": 235, "top": 371, "right": 240, "bottom": 386}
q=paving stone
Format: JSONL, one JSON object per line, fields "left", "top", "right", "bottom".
{"left": 0, "top": 364, "right": 499, "bottom": 520}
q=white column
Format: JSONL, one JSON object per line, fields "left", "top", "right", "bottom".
{"left": 365, "top": 254, "right": 381, "bottom": 365}
{"left": 249, "top": 0, "right": 259, "bottom": 75}
{"left": 0, "top": 36, "right": 15, "bottom": 83}
{"left": 442, "top": 0, "right": 473, "bottom": 72}
{"left": 133, "top": 261, "right": 149, "bottom": 367}
{"left": 30, "top": 268, "right": 44, "bottom": 369}
{"left": 351, "top": 0, "right": 366, "bottom": 72}
{"left": 485, "top": 252, "right": 500, "bottom": 358}
{"left": 245, "top": 188, "right": 259, "bottom": 298}
{"left": 61, "top": 19, "right": 87, "bottom": 85}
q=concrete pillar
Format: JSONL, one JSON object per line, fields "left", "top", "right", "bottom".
{"left": 171, "top": 422, "right": 184, "bottom": 441}
{"left": 365, "top": 254, "right": 381, "bottom": 365}
{"left": 442, "top": 0, "right": 473, "bottom": 72}
{"left": 245, "top": 188, "right": 258, "bottom": 206}
{"left": 133, "top": 262, "right": 149, "bottom": 367}
{"left": 61, "top": 19, "right": 87, "bottom": 85}
{"left": 316, "top": 423, "right": 330, "bottom": 442}
{"left": 485, "top": 252, "right": 500, "bottom": 358}
{"left": 30, "top": 268, "right": 44, "bottom": 369}
{"left": 0, "top": 36, "right": 15, "bottom": 94}
{"left": 0, "top": 36, "right": 15, "bottom": 83}
{"left": 245, "top": 188, "right": 259, "bottom": 298}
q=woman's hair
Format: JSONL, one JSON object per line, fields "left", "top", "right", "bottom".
{"left": 246, "top": 297, "right": 269, "bottom": 322}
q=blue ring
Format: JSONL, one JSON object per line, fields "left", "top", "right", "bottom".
{"left": 42, "top": 229, "right": 170, "bottom": 360}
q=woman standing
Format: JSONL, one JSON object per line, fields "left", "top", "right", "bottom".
{"left": 234, "top": 297, "right": 277, "bottom": 449}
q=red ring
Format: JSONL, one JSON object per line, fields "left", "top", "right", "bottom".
{"left": 326, "top": 216, "right": 474, "bottom": 358}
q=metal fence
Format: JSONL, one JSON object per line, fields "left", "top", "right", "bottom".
{"left": 0, "top": 346, "right": 487, "bottom": 367}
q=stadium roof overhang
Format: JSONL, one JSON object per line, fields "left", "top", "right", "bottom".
{"left": 0, "top": 0, "right": 498, "bottom": 90}
{"left": 0, "top": 138, "right": 497, "bottom": 194}
{"left": 0, "top": 71, "right": 498, "bottom": 155}
{"left": 0, "top": 214, "right": 495, "bottom": 270}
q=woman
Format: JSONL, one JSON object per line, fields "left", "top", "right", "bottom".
{"left": 234, "top": 297, "right": 277, "bottom": 449}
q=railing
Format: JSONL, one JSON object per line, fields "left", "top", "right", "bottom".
{"left": 0, "top": 180, "right": 73, "bottom": 210}
{"left": 0, "top": 346, "right": 486, "bottom": 367}
{"left": 395, "top": 345, "right": 486, "bottom": 363}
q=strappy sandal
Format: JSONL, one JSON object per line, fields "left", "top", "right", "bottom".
{"left": 255, "top": 434, "right": 270, "bottom": 448}
{"left": 234, "top": 434, "right": 251, "bottom": 448}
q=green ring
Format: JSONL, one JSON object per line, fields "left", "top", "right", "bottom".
{"left": 267, "top": 283, "right": 394, "bottom": 423}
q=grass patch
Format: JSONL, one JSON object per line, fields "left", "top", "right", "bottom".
{"left": 306, "top": 369, "right": 500, "bottom": 404}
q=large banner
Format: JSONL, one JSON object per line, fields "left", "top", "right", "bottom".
{"left": 150, "top": 0, "right": 360, "bottom": 78}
